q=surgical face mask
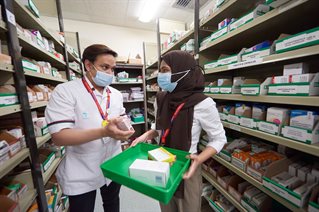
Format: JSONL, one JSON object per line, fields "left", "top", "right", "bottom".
{"left": 91, "top": 65, "right": 113, "bottom": 87}
{"left": 157, "top": 70, "right": 190, "bottom": 92}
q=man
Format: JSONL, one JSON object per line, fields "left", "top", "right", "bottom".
{"left": 45, "top": 44, "right": 134, "bottom": 212}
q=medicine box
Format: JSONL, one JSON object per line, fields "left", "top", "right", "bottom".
{"left": 252, "top": 104, "right": 267, "bottom": 121}
{"left": 34, "top": 117, "right": 49, "bottom": 137}
{"left": 266, "top": 107, "right": 290, "bottom": 125}
{"left": 232, "top": 77, "right": 245, "bottom": 94}
{"left": 272, "top": 76, "right": 290, "bottom": 84}
{"left": 229, "top": 4, "right": 270, "bottom": 31}
{"left": 281, "top": 122, "right": 319, "bottom": 145}
{"left": 217, "top": 54, "right": 239, "bottom": 67}
{"left": 240, "top": 78, "right": 271, "bottom": 96}
{"left": 275, "top": 27, "right": 319, "bottom": 53}
{"left": 148, "top": 147, "right": 176, "bottom": 164}
{"left": 210, "top": 26, "right": 228, "bottom": 41}
{"left": 283, "top": 63, "right": 309, "bottom": 76}
{"left": 0, "top": 85, "right": 18, "bottom": 107}
{"left": 129, "top": 159, "right": 170, "bottom": 188}
{"left": 241, "top": 47, "right": 274, "bottom": 61}
{"left": 204, "top": 60, "right": 218, "bottom": 70}
{"left": 266, "top": 0, "right": 291, "bottom": 8}
{"left": 291, "top": 73, "right": 315, "bottom": 83}
{"left": 0, "top": 131, "right": 21, "bottom": 157}
{"left": 308, "top": 186, "right": 319, "bottom": 212}
{"left": 263, "top": 157, "right": 316, "bottom": 207}
{"left": 290, "top": 110, "right": 319, "bottom": 130}
{"left": 268, "top": 73, "right": 319, "bottom": 96}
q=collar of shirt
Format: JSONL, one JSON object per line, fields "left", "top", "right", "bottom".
{"left": 84, "top": 75, "right": 111, "bottom": 98}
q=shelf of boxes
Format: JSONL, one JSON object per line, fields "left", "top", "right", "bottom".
{"left": 69, "top": 66, "right": 82, "bottom": 75}
{"left": 161, "top": 29, "right": 194, "bottom": 55}
{"left": 202, "top": 170, "right": 247, "bottom": 212}
{"left": 199, "top": 145, "right": 305, "bottom": 212}
{"left": 24, "top": 69, "right": 68, "bottom": 83}
{"left": 20, "top": 189, "right": 37, "bottom": 212}
{"left": 13, "top": 0, "right": 64, "bottom": 50}
{"left": 146, "top": 60, "right": 158, "bottom": 69}
{"left": 205, "top": 45, "right": 319, "bottom": 75}
{"left": 0, "top": 148, "right": 30, "bottom": 179}
{"left": 206, "top": 94, "right": 319, "bottom": 107}
{"left": 18, "top": 34, "right": 66, "bottom": 70}
{"left": 221, "top": 121, "right": 319, "bottom": 157}
{"left": 200, "top": 0, "right": 310, "bottom": 53}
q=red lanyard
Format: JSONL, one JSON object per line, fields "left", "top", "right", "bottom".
{"left": 161, "top": 102, "right": 185, "bottom": 145}
{"left": 82, "top": 78, "right": 111, "bottom": 121}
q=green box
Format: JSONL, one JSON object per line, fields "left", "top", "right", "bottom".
{"left": 131, "top": 116, "right": 144, "bottom": 123}
{"left": 100, "top": 143, "right": 190, "bottom": 204}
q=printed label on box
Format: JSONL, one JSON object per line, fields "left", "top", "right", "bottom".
{"left": 268, "top": 84, "right": 310, "bottom": 95}
{"left": 210, "top": 87, "right": 220, "bottom": 93}
{"left": 220, "top": 87, "right": 232, "bottom": 94}
{"left": 231, "top": 157, "right": 246, "bottom": 171}
{"left": 263, "top": 179, "right": 289, "bottom": 200}
{"left": 257, "top": 121, "right": 279, "bottom": 135}
{"left": 242, "top": 49, "right": 271, "bottom": 61}
{"left": 219, "top": 152, "right": 231, "bottom": 162}
{"left": 241, "top": 86, "right": 260, "bottom": 95}
{"left": 276, "top": 30, "right": 319, "bottom": 51}
{"left": 10, "top": 141, "right": 21, "bottom": 156}
{"left": 0, "top": 95, "right": 18, "bottom": 106}
{"left": 36, "top": 92, "right": 44, "bottom": 101}
{"left": 240, "top": 117, "right": 257, "bottom": 129}
{"left": 228, "top": 58, "right": 263, "bottom": 69}
{"left": 204, "top": 87, "right": 210, "bottom": 93}
{"left": 43, "top": 154, "right": 56, "bottom": 172}
{"left": 211, "top": 27, "right": 228, "bottom": 40}
{"left": 247, "top": 166, "right": 263, "bottom": 182}
{"left": 228, "top": 114, "right": 240, "bottom": 124}
{"left": 281, "top": 126, "right": 313, "bottom": 144}
{"left": 219, "top": 113, "right": 228, "bottom": 121}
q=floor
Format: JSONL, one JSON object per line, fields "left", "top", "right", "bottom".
{"left": 94, "top": 186, "right": 161, "bottom": 212}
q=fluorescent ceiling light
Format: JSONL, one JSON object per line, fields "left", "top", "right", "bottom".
{"left": 138, "top": 0, "right": 162, "bottom": 23}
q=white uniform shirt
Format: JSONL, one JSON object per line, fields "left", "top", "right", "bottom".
{"left": 45, "top": 77, "right": 125, "bottom": 195}
{"left": 152, "top": 97, "right": 226, "bottom": 154}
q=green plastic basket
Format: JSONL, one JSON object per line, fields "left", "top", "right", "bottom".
{"left": 100, "top": 143, "right": 191, "bottom": 204}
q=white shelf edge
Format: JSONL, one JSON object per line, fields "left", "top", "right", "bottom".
{"left": 0, "top": 148, "right": 30, "bottom": 179}
{"left": 0, "top": 104, "right": 21, "bottom": 116}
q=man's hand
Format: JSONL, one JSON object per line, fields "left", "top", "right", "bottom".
{"left": 183, "top": 154, "right": 200, "bottom": 179}
{"left": 103, "top": 117, "right": 135, "bottom": 141}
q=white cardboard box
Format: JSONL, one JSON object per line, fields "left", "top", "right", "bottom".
{"left": 241, "top": 78, "right": 272, "bottom": 96}
{"left": 268, "top": 73, "right": 319, "bottom": 96}
{"left": 129, "top": 159, "right": 170, "bottom": 188}
{"left": 291, "top": 73, "right": 315, "bottom": 83}
{"left": 229, "top": 4, "right": 270, "bottom": 31}
{"left": 281, "top": 123, "right": 319, "bottom": 145}
{"left": 283, "top": 63, "right": 309, "bottom": 76}
{"left": 266, "top": 107, "right": 290, "bottom": 125}
{"left": 290, "top": 110, "right": 319, "bottom": 130}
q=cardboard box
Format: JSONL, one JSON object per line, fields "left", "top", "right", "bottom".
{"left": 275, "top": 27, "right": 319, "bottom": 53}
{"left": 148, "top": 147, "right": 176, "bottom": 164}
{"left": 273, "top": 75, "right": 290, "bottom": 84}
{"left": 266, "top": 107, "right": 290, "bottom": 125}
{"left": 308, "top": 185, "right": 319, "bottom": 212}
{"left": 281, "top": 122, "right": 319, "bottom": 145}
{"left": 283, "top": 63, "right": 309, "bottom": 76}
{"left": 227, "top": 176, "right": 246, "bottom": 202}
{"left": 216, "top": 167, "right": 232, "bottom": 190}
{"left": 263, "top": 157, "right": 316, "bottom": 207}
{"left": 204, "top": 60, "right": 218, "bottom": 70}
{"left": 0, "top": 53, "right": 12, "bottom": 65}
{"left": 0, "top": 131, "right": 21, "bottom": 157}
{"left": 241, "top": 47, "right": 274, "bottom": 61}
{"left": 291, "top": 73, "right": 315, "bottom": 83}
{"left": 39, "top": 148, "right": 56, "bottom": 172}
{"left": 218, "top": 79, "right": 232, "bottom": 94}
{"left": 0, "top": 140, "right": 10, "bottom": 165}
{"left": 30, "top": 85, "right": 45, "bottom": 101}
{"left": 0, "top": 196, "right": 19, "bottom": 212}
{"left": 290, "top": 110, "right": 319, "bottom": 130}
{"left": 232, "top": 77, "right": 245, "bottom": 94}
{"left": 210, "top": 26, "right": 228, "bottom": 41}
{"left": 229, "top": 4, "right": 270, "bottom": 31}
{"left": 22, "top": 59, "right": 40, "bottom": 73}
{"left": 223, "top": 105, "right": 235, "bottom": 115}
{"left": 209, "top": 81, "right": 220, "bottom": 94}
{"left": 0, "top": 85, "right": 18, "bottom": 107}
{"left": 252, "top": 104, "right": 267, "bottom": 121}
{"left": 129, "top": 159, "right": 170, "bottom": 188}
{"left": 217, "top": 54, "right": 240, "bottom": 67}
{"left": 240, "top": 78, "right": 271, "bottom": 96}
{"left": 257, "top": 120, "right": 281, "bottom": 135}
{"left": 26, "top": 86, "right": 36, "bottom": 103}
{"left": 268, "top": 73, "right": 319, "bottom": 96}
{"left": 235, "top": 103, "right": 252, "bottom": 118}
{"left": 34, "top": 117, "right": 48, "bottom": 137}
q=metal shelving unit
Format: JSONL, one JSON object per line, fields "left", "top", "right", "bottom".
{"left": 221, "top": 121, "right": 319, "bottom": 157}
{"left": 0, "top": 148, "right": 30, "bottom": 179}
{"left": 24, "top": 70, "right": 68, "bottom": 83}
{"left": 199, "top": 145, "right": 305, "bottom": 212}
{"left": 207, "top": 94, "right": 319, "bottom": 107}
{"left": 202, "top": 170, "right": 247, "bottom": 212}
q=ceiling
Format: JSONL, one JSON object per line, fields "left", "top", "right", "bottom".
{"left": 33, "top": 0, "right": 198, "bottom": 31}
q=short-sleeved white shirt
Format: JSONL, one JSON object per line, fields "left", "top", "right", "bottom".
{"left": 45, "top": 76, "right": 125, "bottom": 195}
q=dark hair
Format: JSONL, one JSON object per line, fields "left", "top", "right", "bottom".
{"left": 82, "top": 44, "right": 118, "bottom": 70}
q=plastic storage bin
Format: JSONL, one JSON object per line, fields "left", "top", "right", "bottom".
{"left": 100, "top": 143, "right": 190, "bottom": 204}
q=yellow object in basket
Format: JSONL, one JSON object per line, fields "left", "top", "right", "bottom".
{"left": 148, "top": 147, "right": 176, "bottom": 163}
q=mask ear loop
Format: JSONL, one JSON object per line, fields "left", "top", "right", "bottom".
{"left": 175, "top": 70, "right": 190, "bottom": 83}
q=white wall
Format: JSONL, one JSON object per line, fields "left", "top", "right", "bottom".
{"left": 41, "top": 16, "right": 157, "bottom": 60}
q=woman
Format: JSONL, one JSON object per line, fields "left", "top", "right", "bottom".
{"left": 131, "top": 50, "right": 227, "bottom": 212}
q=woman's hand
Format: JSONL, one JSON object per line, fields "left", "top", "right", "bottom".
{"left": 130, "top": 133, "right": 149, "bottom": 147}
{"left": 183, "top": 154, "right": 200, "bottom": 179}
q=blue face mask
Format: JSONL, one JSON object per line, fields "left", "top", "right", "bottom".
{"left": 157, "top": 70, "right": 190, "bottom": 92}
{"left": 92, "top": 65, "right": 113, "bottom": 87}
